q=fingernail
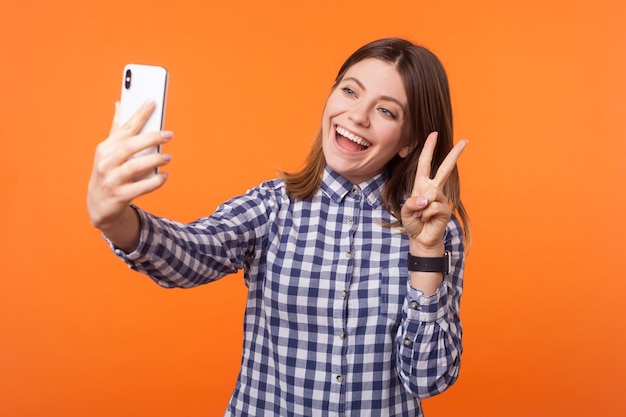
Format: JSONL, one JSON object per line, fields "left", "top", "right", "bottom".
{"left": 162, "top": 154, "right": 172, "bottom": 162}
{"left": 417, "top": 196, "right": 428, "bottom": 207}
{"left": 143, "top": 99, "right": 155, "bottom": 108}
{"left": 161, "top": 131, "right": 173, "bottom": 141}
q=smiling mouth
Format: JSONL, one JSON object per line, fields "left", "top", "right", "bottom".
{"left": 336, "top": 126, "right": 371, "bottom": 151}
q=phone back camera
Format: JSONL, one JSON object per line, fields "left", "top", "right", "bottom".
{"left": 125, "top": 69, "right": 132, "bottom": 89}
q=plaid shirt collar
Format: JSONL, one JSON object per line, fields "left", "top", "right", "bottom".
{"left": 320, "top": 165, "right": 388, "bottom": 208}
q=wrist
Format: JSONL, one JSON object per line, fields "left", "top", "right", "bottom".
{"left": 98, "top": 206, "right": 141, "bottom": 253}
{"left": 409, "top": 240, "right": 445, "bottom": 257}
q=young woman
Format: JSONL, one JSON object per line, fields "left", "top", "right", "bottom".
{"left": 88, "top": 37, "right": 470, "bottom": 417}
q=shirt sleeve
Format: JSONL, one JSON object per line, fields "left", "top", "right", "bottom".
{"left": 396, "top": 215, "right": 465, "bottom": 399}
{"left": 106, "top": 185, "right": 275, "bottom": 288}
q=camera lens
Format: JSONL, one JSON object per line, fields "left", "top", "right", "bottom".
{"left": 125, "top": 69, "right": 132, "bottom": 89}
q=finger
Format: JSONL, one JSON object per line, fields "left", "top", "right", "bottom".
{"left": 402, "top": 194, "right": 428, "bottom": 214}
{"left": 109, "top": 101, "right": 121, "bottom": 135}
{"left": 404, "top": 190, "right": 436, "bottom": 214}
{"left": 404, "top": 186, "right": 447, "bottom": 216}
{"left": 418, "top": 200, "right": 452, "bottom": 223}
{"left": 112, "top": 171, "right": 170, "bottom": 202}
{"left": 424, "top": 187, "right": 447, "bottom": 205}
{"left": 415, "top": 132, "right": 438, "bottom": 183}
{"left": 95, "top": 130, "right": 171, "bottom": 182}
{"left": 414, "top": 188, "right": 452, "bottom": 220}
{"left": 119, "top": 152, "right": 172, "bottom": 183}
{"left": 122, "top": 130, "right": 173, "bottom": 160}
{"left": 433, "top": 139, "right": 468, "bottom": 187}
{"left": 103, "top": 130, "right": 172, "bottom": 171}
{"left": 111, "top": 100, "right": 156, "bottom": 137}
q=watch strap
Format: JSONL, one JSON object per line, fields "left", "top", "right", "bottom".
{"left": 407, "top": 251, "right": 450, "bottom": 274}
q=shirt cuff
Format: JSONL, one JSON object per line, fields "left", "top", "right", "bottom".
{"left": 404, "top": 280, "right": 449, "bottom": 323}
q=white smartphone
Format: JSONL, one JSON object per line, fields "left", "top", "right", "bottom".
{"left": 119, "top": 63, "right": 168, "bottom": 180}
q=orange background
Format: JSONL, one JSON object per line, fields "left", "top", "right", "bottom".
{"left": 1, "top": 0, "right": 625, "bottom": 416}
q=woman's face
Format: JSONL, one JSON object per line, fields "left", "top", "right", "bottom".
{"left": 322, "top": 58, "right": 411, "bottom": 185}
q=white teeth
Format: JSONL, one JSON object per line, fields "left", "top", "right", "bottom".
{"left": 336, "top": 126, "right": 370, "bottom": 148}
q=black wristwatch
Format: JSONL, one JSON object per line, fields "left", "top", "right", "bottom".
{"left": 407, "top": 251, "right": 451, "bottom": 274}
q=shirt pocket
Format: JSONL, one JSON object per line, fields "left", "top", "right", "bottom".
{"left": 379, "top": 265, "right": 406, "bottom": 327}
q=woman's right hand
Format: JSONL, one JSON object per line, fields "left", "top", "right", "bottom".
{"left": 87, "top": 100, "right": 172, "bottom": 252}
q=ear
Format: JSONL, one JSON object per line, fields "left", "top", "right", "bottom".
{"left": 398, "top": 142, "right": 414, "bottom": 159}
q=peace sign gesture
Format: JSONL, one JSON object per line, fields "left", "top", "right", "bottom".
{"left": 401, "top": 132, "right": 468, "bottom": 254}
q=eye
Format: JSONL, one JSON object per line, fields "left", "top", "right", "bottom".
{"left": 378, "top": 107, "right": 397, "bottom": 119}
{"left": 342, "top": 87, "right": 356, "bottom": 96}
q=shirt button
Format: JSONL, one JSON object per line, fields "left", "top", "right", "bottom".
{"left": 410, "top": 301, "right": 420, "bottom": 310}
{"left": 345, "top": 251, "right": 352, "bottom": 258}
{"left": 341, "top": 290, "right": 348, "bottom": 298}
{"left": 339, "top": 332, "right": 347, "bottom": 340}
{"left": 403, "top": 337, "right": 412, "bottom": 346}
{"left": 336, "top": 375, "right": 344, "bottom": 383}
{"left": 347, "top": 218, "right": 354, "bottom": 225}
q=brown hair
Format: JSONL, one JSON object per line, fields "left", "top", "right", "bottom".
{"left": 280, "top": 38, "right": 470, "bottom": 245}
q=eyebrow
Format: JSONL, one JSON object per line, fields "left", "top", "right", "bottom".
{"left": 342, "top": 76, "right": 407, "bottom": 113}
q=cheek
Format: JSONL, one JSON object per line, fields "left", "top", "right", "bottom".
{"left": 322, "top": 104, "right": 330, "bottom": 124}
{"left": 323, "top": 90, "right": 347, "bottom": 117}
{"left": 378, "top": 124, "right": 404, "bottom": 146}
{"left": 383, "top": 128, "right": 410, "bottom": 157}
{"left": 321, "top": 113, "right": 331, "bottom": 143}
{"left": 321, "top": 100, "right": 334, "bottom": 129}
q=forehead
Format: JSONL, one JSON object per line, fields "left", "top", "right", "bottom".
{"left": 341, "top": 58, "right": 407, "bottom": 105}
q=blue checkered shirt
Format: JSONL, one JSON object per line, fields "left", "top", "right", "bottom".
{"left": 112, "top": 166, "right": 465, "bottom": 417}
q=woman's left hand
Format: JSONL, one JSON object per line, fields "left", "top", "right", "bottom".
{"left": 401, "top": 132, "right": 468, "bottom": 253}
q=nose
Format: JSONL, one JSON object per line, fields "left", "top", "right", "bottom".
{"left": 348, "top": 102, "right": 370, "bottom": 127}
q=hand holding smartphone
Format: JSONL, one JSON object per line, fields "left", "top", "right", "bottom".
{"left": 119, "top": 63, "right": 168, "bottom": 180}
